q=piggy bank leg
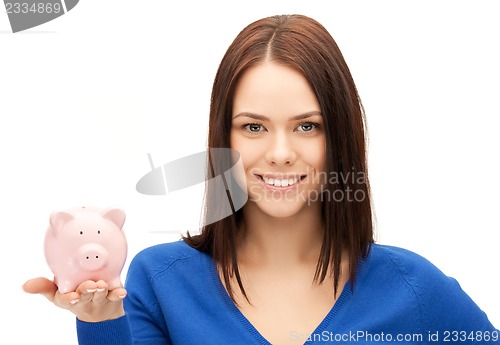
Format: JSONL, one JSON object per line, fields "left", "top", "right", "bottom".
{"left": 107, "top": 277, "right": 122, "bottom": 291}
{"left": 57, "top": 278, "right": 76, "bottom": 294}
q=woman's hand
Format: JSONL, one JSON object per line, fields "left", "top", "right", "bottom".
{"left": 22, "top": 277, "right": 127, "bottom": 323}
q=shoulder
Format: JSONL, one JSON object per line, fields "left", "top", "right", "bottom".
{"left": 353, "top": 244, "right": 449, "bottom": 319}
{"left": 366, "top": 244, "right": 444, "bottom": 282}
{"left": 127, "top": 240, "right": 208, "bottom": 282}
{"left": 134, "top": 239, "right": 201, "bottom": 263}
{"left": 123, "top": 240, "right": 217, "bottom": 339}
{"left": 361, "top": 244, "right": 496, "bottom": 334}
{"left": 356, "top": 243, "right": 450, "bottom": 300}
{"left": 364, "top": 244, "right": 464, "bottom": 306}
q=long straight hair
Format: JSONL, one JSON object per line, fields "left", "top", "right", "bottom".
{"left": 184, "top": 14, "right": 374, "bottom": 303}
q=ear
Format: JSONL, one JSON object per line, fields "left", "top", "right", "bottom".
{"left": 49, "top": 211, "right": 74, "bottom": 234}
{"left": 101, "top": 207, "right": 126, "bottom": 229}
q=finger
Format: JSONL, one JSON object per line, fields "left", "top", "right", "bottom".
{"left": 92, "top": 280, "right": 109, "bottom": 304}
{"left": 93, "top": 280, "right": 127, "bottom": 303}
{"left": 54, "top": 290, "right": 81, "bottom": 309}
{"left": 107, "top": 287, "right": 127, "bottom": 302}
{"left": 71, "top": 280, "right": 99, "bottom": 305}
{"left": 22, "top": 277, "right": 58, "bottom": 302}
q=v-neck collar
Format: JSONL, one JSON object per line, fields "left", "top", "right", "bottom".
{"left": 208, "top": 258, "right": 354, "bottom": 344}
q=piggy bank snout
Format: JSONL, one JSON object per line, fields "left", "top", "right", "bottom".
{"left": 77, "top": 243, "right": 109, "bottom": 271}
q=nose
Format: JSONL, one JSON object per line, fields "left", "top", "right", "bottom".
{"left": 77, "top": 244, "right": 108, "bottom": 271}
{"left": 265, "top": 131, "right": 297, "bottom": 166}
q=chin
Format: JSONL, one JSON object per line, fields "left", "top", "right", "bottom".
{"left": 247, "top": 194, "right": 317, "bottom": 219}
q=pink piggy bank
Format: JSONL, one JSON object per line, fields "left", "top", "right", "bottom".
{"left": 44, "top": 206, "right": 128, "bottom": 294}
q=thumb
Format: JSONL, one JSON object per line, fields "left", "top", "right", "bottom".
{"left": 23, "top": 277, "right": 58, "bottom": 302}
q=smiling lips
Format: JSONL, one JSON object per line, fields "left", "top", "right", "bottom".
{"left": 256, "top": 174, "right": 306, "bottom": 190}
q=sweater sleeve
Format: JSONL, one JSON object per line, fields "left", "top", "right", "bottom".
{"left": 76, "top": 315, "right": 133, "bottom": 345}
{"left": 75, "top": 247, "right": 173, "bottom": 345}
{"left": 419, "top": 274, "right": 500, "bottom": 344}
{"left": 383, "top": 246, "right": 500, "bottom": 344}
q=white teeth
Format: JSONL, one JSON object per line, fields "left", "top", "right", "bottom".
{"left": 262, "top": 176, "right": 299, "bottom": 187}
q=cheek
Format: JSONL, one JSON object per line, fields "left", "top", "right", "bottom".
{"left": 300, "top": 137, "right": 326, "bottom": 171}
{"left": 239, "top": 146, "right": 263, "bottom": 174}
{"left": 230, "top": 133, "right": 264, "bottom": 172}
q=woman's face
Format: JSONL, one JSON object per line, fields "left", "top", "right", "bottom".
{"left": 230, "top": 61, "right": 326, "bottom": 218}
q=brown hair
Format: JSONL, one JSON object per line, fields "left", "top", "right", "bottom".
{"left": 184, "top": 14, "right": 374, "bottom": 303}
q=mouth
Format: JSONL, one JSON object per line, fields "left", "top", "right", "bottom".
{"left": 255, "top": 174, "right": 307, "bottom": 189}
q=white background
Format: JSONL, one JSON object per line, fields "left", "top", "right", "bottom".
{"left": 1, "top": 1, "right": 498, "bottom": 343}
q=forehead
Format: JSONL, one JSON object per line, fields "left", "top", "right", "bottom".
{"left": 232, "top": 61, "right": 320, "bottom": 118}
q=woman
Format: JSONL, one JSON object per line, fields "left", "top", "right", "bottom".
{"left": 24, "top": 14, "right": 498, "bottom": 345}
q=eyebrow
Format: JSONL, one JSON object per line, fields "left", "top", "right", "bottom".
{"left": 232, "top": 110, "right": 322, "bottom": 121}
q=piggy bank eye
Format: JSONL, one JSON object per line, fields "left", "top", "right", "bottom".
{"left": 98, "top": 230, "right": 101, "bottom": 234}
{"left": 79, "top": 231, "right": 83, "bottom": 235}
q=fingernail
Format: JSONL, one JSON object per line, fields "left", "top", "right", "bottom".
{"left": 96, "top": 288, "right": 105, "bottom": 292}
{"left": 70, "top": 299, "right": 79, "bottom": 305}
{"left": 118, "top": 295, "right": 126, "bottom": 299}
{"left": 87, "top": 289, "right": 97, "bottom": 293}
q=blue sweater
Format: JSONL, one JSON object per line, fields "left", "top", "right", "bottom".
{"left": 77, "top": 240, "right": 499, "bottom": 344}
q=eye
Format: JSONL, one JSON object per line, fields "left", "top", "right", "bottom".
{"left": 243, "top": 123, "right": 265, "bottom": 133}
{"left": 97, "top": 230, "right": 101, "bottom": 234}
{"left": 80, "top": 231, "right": 83, "bottom": 235}
{"left": 296, "top": 122, "right": 319, "bottom": 132}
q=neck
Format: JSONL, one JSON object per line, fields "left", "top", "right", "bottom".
{"left": 236, "top": 201, "right": 324, "bottom": 268}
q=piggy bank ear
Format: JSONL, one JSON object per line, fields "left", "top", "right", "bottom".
{"left": 101, "top": 208, "right": 126, "bottom": 229}
{"left": 49, "top": 211, "right": 74, "bottom": 234}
